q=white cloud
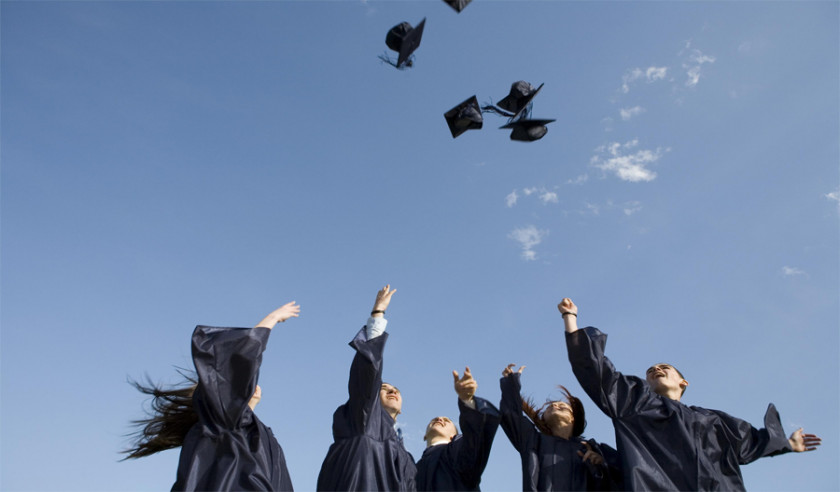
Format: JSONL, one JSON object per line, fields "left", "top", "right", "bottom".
{"left": 826, "top": 188, "right": 840, "bottom": 208}
{"left": 781, "top": 266, "right": 807, "bottom": 277}
{"left": 505, "top": 190, "right": 519, "bottom": 208}
{"left": 509, "top": 225, "right": 547, "bottom": 261}
{"left": 539, "top": 191, "right": 559, "bottom": 204}
{"left": 621, "top": 66, "right": 668, "bottom": 93}
{"left": 620, "top": 106, "right": 645, "bottom": 121}
{"left": 567, "top": 174, "right": 589, "bottom": 185}
{"left": 522, "top": 187, "right": 538, "bottom": 196}
{"left": 623, "top": 201, "right": 643, "bottom": 215}
{"left": 590, "top": 139, "right": 668, "bottom": 182}
{"left": 683, "top": 48, "right": 716, "bottom": 88}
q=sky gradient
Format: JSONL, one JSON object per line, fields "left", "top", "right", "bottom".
{"left": 2, "top": 1, "right": 838, "bottom": 490}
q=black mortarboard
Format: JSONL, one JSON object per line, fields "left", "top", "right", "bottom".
{"left": 497, "top": 81, "right": 544, "bottom": 119}
{"left": 385, "top": 18, "right": 426, "bottom": 68}
{"left": 443, "top": 0, "right": 472, "bottom": 13}
{"left": 444, "top": 96, "right": 483, "bottom": 138}
{"left": 500, "top": 118, "right": 555, "bottom": 142}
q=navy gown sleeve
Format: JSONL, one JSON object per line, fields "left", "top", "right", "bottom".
{"left": 415, "top": 397, "right": 500, "bottom": 491}
{"left": 565, "top": 326, "right": 652, "bottom": 419}
{"left": 317, "top": 328, "right": 417, "bottom": 491}
{"left": 454, "top": 397, "right": 501, "bottom": 490}
{"left": 499, "top": 373, "right": 538, "bottom": 454}
{"left": 173, "top": 326, "right": 293, "bottom": 492}
{"left": 334, "top": 327, "right": 389, "bottom": 439}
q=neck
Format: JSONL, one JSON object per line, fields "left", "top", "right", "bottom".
{"left": 549, "top": 422, "right": 573, "bottom": 440}
{"left": 655, "top": 387, "right": 683, "bottom": 401}
{"left": 426, "top": 437, "right": 450, "bottom": 447}
{"left": 386, "top": 409, "right": 399, "bottom": 420}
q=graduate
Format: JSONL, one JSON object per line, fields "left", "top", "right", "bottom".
{"left": 124, "top": 301, "right": 300, "bottom": 491}
{"left": 500, "top": 364, "right": 618, "bottom": 491}
{"left": 317, "top": 285, "right": 417, "bottom": 491}
{"left": 415, "top": 367, "right": 501, "bottom": 491}
{"left": 560, "top": 297, "right": 822, "bottom": 491}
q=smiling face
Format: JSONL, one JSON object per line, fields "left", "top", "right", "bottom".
{"left": 542, "top": 400, "right": 575, "bottom": 429}
{"left": 646, "top": 363, "right": 688, "bottom": 399}
{"left": 424, "top": 416, "right": 457, "bottom": 445}
{"left": 379, "top": 383, "right": 402, "bottom": 418}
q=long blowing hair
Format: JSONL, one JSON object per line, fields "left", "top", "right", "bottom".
{"left": 122, "top": 372, "right": 198, "bottom": 460}
{"left": 521, "top": 385, "right": 586, "bottom": 438}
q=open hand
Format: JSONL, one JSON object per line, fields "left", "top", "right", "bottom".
{"left": 257, "top": 301, "right": 300, "bottom": 328}
{"left": 372, "top": 284, "right": 397, "bottom": 314}
{"left": 788, "top": 428, "right": 821, "bottom": 452}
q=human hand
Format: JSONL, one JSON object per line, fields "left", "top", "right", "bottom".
{"left": 557, "top": 298, "right": 578, "bottom": 316}
{"left": 788, "top": 428, "right": 821, "bottom": 452}
{"left": 577, "top": 441, "right": 604, "bottom": 465}
{"left": 502, "top": 363, "right": 525, "bottom": 378}
{"left": 257, "top": 301, "right": 300, "bottom": 328}
{"left": 372, "top": 284, "right": 396, "bottom": 316}
{"left": 453, "top": 366, "right": 477, "bottom": 402}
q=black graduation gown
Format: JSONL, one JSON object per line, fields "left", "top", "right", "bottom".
{"left": 317, "top": 328, "right": 417, "bottom": 491}
{"left": 415, "top": 397, "right": 501, "bottom": 491}
{"left": 172, "top": 326, "right": 293, "bottom": 492}
{"left": 500, "top": 373, "right": 616, "bottom": 491}
{"left": 566, "top": 326, "right": 792, "bottom": 491}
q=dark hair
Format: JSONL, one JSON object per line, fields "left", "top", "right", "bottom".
{"left": 522, "top": 385, "right": 586, "bottom": 438}
{"left": 122, "top": 372, "right": 198, "bottom": 459}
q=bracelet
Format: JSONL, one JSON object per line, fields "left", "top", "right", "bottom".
{"left": 561, "top": 312, "right": 577, "bottom": 317}
{"left": 371, "top": 310, "right": 385, "bottom": 315}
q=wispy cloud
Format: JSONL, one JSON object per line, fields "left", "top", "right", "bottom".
{"left": 781, "top": 266, "right": 807, "bottom": 277}
{"left": 509, "top": 186, "right": 560, "bottom": 205}
{"left": 509, "top": 225, "right": 547, "bottom": 261}
{"left": 621, "top": 66, "right": 668, "bottom": 93}
{"left": 590, "top": 139, "right": 668, "bottom": 182}
{"left": 681, "top": 42, "right": 716, "bottom": 88}
{"left": 620, "top": 106, "right": 645, "bottom": 121}
{"left": 539, "top": 191, "right": 559, "bottom": 204}
{"left": 623, "top": 201, "right": 643, "bottom": 215}
{"left": 505, "top": 190, "right": 519, "bottom": 208}
{"left": 826, "top": 188, "right": 840, "bottom": 209}
{"left": 567, "top": 174, "right": 589, "bottom": 185}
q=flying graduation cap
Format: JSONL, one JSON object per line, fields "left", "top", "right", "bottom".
{"left": 381, "top": 18, "right": 426, "bottom": 69}
{"left": 444, "top": 95, "right": 483, "bottom": 138}
{"left": 443, "top": 0, "right": 473, "bottom": 13}
{"left": 484, "top": 81, "right": 545, "bottom": 119}
{"left": 500, "top": 118, "right": 556, "bottom": 142}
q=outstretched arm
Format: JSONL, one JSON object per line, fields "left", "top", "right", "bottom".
{"left": 788, "top": 428, "right": 821, "bottom": 452}
{"left": 256, "top": 301, "right": 300, "bottom": 329}
{"left": 499, "top": 364, "right": 537, "bottom": 454}
{"left": 558, "top": 298, "right": 579, "bottom": 333}
{"left": 451, "top": 367, "right": 501, "bottom": 490}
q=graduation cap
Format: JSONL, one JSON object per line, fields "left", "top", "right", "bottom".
{"left": 443, "top": 0, "right": 472, "bottom": 13}
{"left": 382, "top": 18, "right": 426, "bottom": 69}
{"left": 497, "top": 81, "right": 544, "bottom": 119}
{"left": 444, "top": 96, "right": 483, "bottom": 138}
{"left": 500, "top": 118, "right": 555, "bottom": 142}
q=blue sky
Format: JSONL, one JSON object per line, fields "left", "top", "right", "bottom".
{"left": 2, "top": 1, "right": 838, "bottom": 490}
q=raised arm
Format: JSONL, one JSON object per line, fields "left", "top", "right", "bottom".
{"left": 558, "top": 298, "right": 579, "bottom": 333}
{"left": 192, "top": 302, "right": 299, "bottom": 429}
{"left": 499, "top": 364, "right": 538, "bottom": 453}
{"left": 336, "top": 286, "right": 396, "bottom": 437}
{"left": 450, "top": 367, "right": 501, "bottom": 489}
{"left": 562, "top": 299, "right": 651, "bottom": 419}
{"left": 256, "top": 301, "right": 300, "bottom": 329}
